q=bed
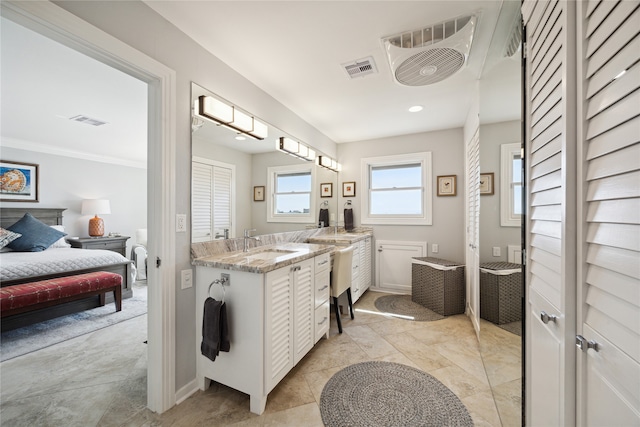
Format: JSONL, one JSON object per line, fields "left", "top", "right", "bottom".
{"left": 1, "top": 207, "right": 133, "bottom": 330}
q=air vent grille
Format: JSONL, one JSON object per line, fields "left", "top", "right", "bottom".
{"left": 384, "top": 14, "right": 472, "bottom": 49}
{"left": 342, "top": 57, "right": 377, "bottom": 79}
{"left": 69, "top": 115, "right": 108, "bottom": 126}
{"left": 504, "top": 21, "right": 522, "bottom": 57}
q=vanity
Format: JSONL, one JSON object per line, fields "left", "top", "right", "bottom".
{"left": 193, "top": 242, "right": 333, "bottom": 414}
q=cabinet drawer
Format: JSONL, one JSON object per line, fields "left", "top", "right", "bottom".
{"left": 84, "top": 241, "right": 124, "bottom": 251}
{"left": 315, "top": 269, "right": 330, "bottom": 308}
{"left": 315, "top": 252, "right": 330, "bottom": 274}
{"left": 314, "top": 301, "right": 330, "bottom": 343}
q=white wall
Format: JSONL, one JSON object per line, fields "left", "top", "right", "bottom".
{"left": 479, "top": 120, "right": 521, "bottom": 263}
{"left": 54, "top": 0, "right": 337, "bottom": 391}
{"left": 337, "top": 128, "right": 466, "bottom": 263}
{"left": 0, "top": 146, "right": 147, "bottom": 253}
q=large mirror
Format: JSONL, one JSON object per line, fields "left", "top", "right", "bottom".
{"left": 191, "top": 83, "right": 338, "bottom": 243}
{"left": 478, "top": 1, "right": 523, "bottom": 425}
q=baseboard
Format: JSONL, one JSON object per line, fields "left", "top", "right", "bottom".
{"left": 175, "top": 378, "right": 199, "bottom": 405}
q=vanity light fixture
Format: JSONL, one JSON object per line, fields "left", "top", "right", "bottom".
{"left": 317, "top": 155, "right": 340, "bottom": 172}
{"left": 278, "top": 137, "right": 316, "bottom": 162}
{"left": 196, "top": 95, "right": 268, "bottom": 140}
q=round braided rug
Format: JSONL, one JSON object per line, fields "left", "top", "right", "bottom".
{"left": 320, "top": 361, "right": 473, "bottom": 427}
{"left": 374, "top": 295, "right": 444, "bottom": 322}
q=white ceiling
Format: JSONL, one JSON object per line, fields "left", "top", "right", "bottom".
{"left": 0, "top": 1, "right": 521, "bottom": 165}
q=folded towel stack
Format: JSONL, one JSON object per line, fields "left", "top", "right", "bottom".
{"left": 201, "top": 297, "right": 230, "bottom": 361}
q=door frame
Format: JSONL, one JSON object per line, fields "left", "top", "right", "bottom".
{"left": 1, "top": 1, "right": 177, "bottom": 413}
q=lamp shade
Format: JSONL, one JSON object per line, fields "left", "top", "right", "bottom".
{"left": 81, "top": 199, "right": 111, "bottom": 215}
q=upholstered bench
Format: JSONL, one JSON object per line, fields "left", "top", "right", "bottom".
{"left": 0, "top": 271, "right": 122, "bottom": 318}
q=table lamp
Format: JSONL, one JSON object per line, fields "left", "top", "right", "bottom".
{"left": 81, "top": 199, "right": 111, "bottom": 237}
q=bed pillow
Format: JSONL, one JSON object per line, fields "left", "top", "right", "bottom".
{"left": 0, "top": 227, "right": 21, "bottom": 249}
{"left": 48, "top": 225, "right": 71, "bottom": 249}
{"left": 6, "top": 213, "right": 67, "bottom": 252}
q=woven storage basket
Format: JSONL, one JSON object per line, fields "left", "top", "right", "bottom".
{"left": 480, "top": 262, "right": 522, "bottom": 324}
{"left": 411, "top": 257, "right": 465, "bottom": 316}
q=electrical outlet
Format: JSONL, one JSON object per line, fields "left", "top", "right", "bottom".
{"left": 493, "top": 246, "right": 501, "bottom": 257}
{"left": 181, "top": 269, "right": 192, "bottom": 289}
{"left": 431, "top": 243, "right": 439, "bottom": 253}
{"left": 176, "top": 214, "right": 187, "bottom": 232}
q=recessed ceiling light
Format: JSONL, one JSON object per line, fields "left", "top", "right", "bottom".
{"left": 235, "top": 135, "right": 246, "bottom": 141}
{"left": 408, "top": 105, "right": 423, "bottom": 113}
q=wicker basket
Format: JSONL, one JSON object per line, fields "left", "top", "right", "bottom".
{"left": 480, "top": 262, "right": 522, "bottom": 324}
{"left": 411, "top": 257, "right": 465, "bottom": 316}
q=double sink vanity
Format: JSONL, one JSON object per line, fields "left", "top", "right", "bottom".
{"left": 191, "top": 228, "right": 373, "bottom": 414}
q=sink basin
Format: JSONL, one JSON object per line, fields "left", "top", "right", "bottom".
{"left": 247, "top": 249, "right": 297, "bottom": 261}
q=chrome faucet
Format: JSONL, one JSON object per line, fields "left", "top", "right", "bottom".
{"left": 243, "top": 228, "right": 260, "bottom": 252}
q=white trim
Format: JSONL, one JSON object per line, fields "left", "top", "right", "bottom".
{"left": 500, "top": 142, "right": 522, "bottom": 227}
{"left": 175, "top": 379, "right": 199, "bottom": 405}
{"left": 360, "top": 152, "right": 433, "bottom": 225}
{"left": 1, "top": 1, "right": 177, "bottom": 413}
{"left": 267, "top": 163, "right": 316, "bottom": 224}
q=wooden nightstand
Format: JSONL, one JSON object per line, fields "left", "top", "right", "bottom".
{"left": 66, "top": 236, "right": 130, "bottom": 256}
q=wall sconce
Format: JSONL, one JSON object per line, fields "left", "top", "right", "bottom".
{"left": 195, "top": 95, "right": 268, "bottom": 140}
{"left": 81, "top": 199, "right": 111, "bottom": 237}
{"left": 317, "top": 155, "right": 340, "bottom": 172}
{"left": 278, "top": 137, "right": 316, "bottom": 161}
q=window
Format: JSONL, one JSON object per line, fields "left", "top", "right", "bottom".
{"left": 500, "top": 143, "right": 522, "bottom": 227}
{"left": 267, "top": 163, "right": 315, "bottom": 223}
{"left": 361, "top": 152, "right": 432, "bottom": 225}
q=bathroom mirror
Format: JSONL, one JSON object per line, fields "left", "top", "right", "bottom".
{"left": 477, "top": 1, "right": 523, "bottom": 425}
{"left": 191, "top": 83, "right": 338, "bottom": 243}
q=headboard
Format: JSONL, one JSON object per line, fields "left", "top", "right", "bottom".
{"left": 1, "top": 208, "right": 65, "bottom": 228}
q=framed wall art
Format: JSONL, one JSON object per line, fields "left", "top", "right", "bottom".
{"left": 342, "top": 181, "right": 356, "bottom": 197}
{"left": 253, "top": 185, "right": 265, "bottom": 202}
{"left": 320, "top": 182, "right": 333, "bottom": 198}
{"left": 480, "top": 173, "right": 495, "bottom": 195}
{"left": 0, "top": 160, "right": 39, "bottom": 202}
{"left": 437, "top": 175, "right": 457, "bottom": 196}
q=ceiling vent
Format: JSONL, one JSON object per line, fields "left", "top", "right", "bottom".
{"left": 381, "top": 14, "right": 476, "bottom": 86}
{"left": 69, "top": 115, "right": 108, "bottom": 126}
{"left": 342, "top": 56, "right": 378, "bottom": 79}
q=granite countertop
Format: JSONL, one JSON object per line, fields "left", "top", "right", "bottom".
{"left": 192, "top": 242, "right": 334, "bottom": 274}
{"left": 306, "top": 231, "right": 372, "bottom": 244}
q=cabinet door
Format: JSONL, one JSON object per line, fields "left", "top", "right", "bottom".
{"left": 265, "top": 266, "right": 293, "bottom": 394}
{"left": 351, "top": 243, "right": 361, "bottom": 300}
{"left": 293, "top": 258, "right": 314, "bottom": 365}
{"left": 359, "top": 238, "right": 372, "bottom": 296}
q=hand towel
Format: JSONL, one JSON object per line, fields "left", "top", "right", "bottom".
{"left": 201, "top": 297, "right": 230, "bottom": 361}
{"left": 319, "top": 208, "right": 330, "bottom": 228}
{"left": 344, "top": 208, "right": 354, "bottom": 231}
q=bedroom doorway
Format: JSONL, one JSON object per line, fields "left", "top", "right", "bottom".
{"left": 1, "top": 1, "right": 177, "bottom": 413}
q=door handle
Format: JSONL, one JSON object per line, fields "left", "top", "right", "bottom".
{"left": 540, "top": 311, "right": 557, "bottom": 324}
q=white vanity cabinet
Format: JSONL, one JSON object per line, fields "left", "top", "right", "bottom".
{"left": 195, "top": 250, "right": 329, "bottom": 415}
{"left": 360, "top": 237, "right": 372, "bottom": 297}
{"left": 313, "top": 252, "right": 330, "bottom": 343}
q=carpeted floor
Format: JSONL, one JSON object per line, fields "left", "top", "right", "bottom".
{"left": 320, "top": 360, "right": 474, "bottom": 427}
{"left": 0, "top": 283, "right": 147, "bottom": 362}
{"left": 374, "top": 294, "right": 444, "bottom": 321}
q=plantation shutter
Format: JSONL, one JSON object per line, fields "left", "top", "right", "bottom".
{"left": 192, "top": 161, "right": 213, "bottom": 242}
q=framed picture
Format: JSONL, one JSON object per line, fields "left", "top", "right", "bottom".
{"left": 0, "top": 160, "right": 39, "bottom": 202}
{"left": 437, "top": 175, "right": 457, "bottom": 196}
{"left": 480, "top": 173, "right": 495, "bottom": 195}
{"left": 320, "top": 182, "right": 333, "bottom": 198}
{"left": 342, "top": 181, "right": 356, "bottom": 197}
{"left": 253, "top": 185, "right": 265, "bottom": 202}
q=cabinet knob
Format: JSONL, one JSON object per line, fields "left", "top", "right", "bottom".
{"left": 540, "top": 311, "right": 557, "bottom": 324}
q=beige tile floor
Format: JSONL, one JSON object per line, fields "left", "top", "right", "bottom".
{"left": 0, "top": 290, "right": 521, "bottom": 426}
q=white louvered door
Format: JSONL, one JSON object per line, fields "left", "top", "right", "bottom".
{"left": 523, "top": 1, "right": 576, "bottom": 425}
{"left": 191, "top": 158, "right": 234, "bottom": 242}
{"left": 576, "top": 1, "right": 640, "bottom": 425}
{"left": 293, "top": 259, "right": 313, "bottom": 365}
{"left": 466, "top": 128, "right": 480, "bottom": 332}
{"left": 265, "top": 266, "right": 293, "bottom": 394}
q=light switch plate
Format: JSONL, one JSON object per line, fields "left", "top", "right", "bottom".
{"left": 432, "top": 243, "right": 439, "bottom": 253}
{"left": 493, "top": 246, "right": 501, "bottom": 257}
{"left": 181, "top": 269, "right": 192, "bottom": 289}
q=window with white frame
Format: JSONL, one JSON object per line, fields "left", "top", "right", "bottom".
{"left": 500, "top": 142, "right": 522, "bottom": 227}
{"left": 267, "top": 163, "right": 315, "bottom": 223}
{"left": 361, "top": 152, "right": 432, "bottom": 225}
